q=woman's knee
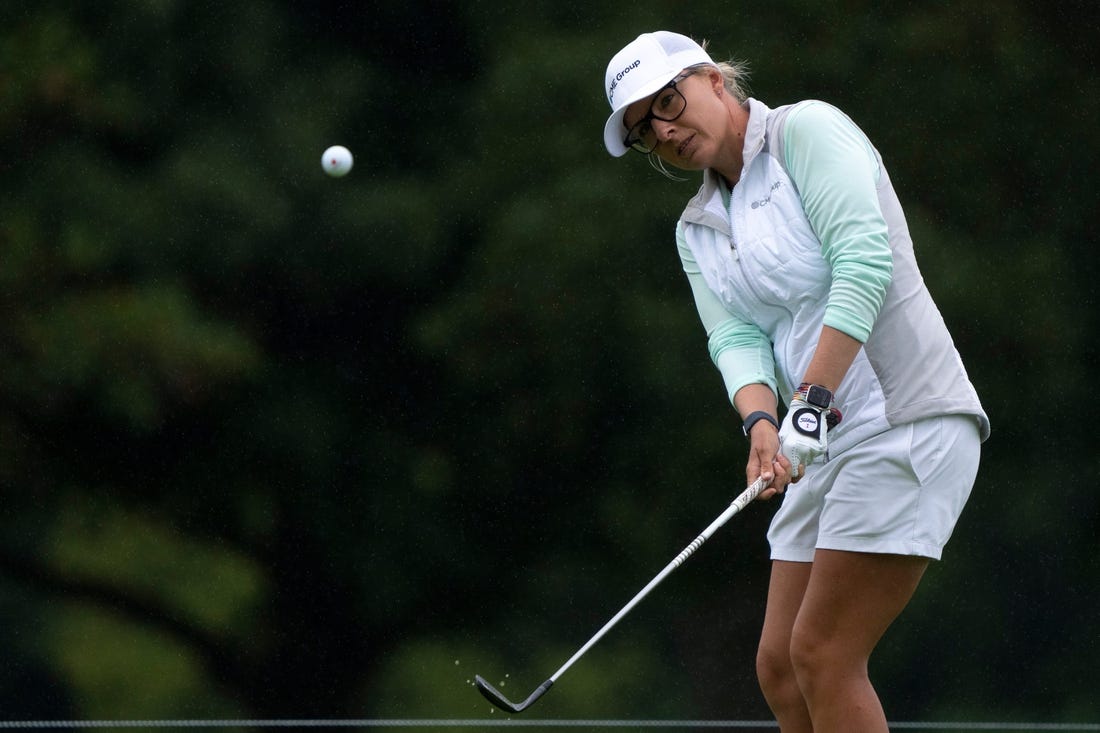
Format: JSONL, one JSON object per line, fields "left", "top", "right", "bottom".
{"left": 789, "top": 623, "right": 866, "bottom": 689}
{"left": 756, "top": 636, "right": 796, "bottom": 692}
{"left": 788, "top": 625, "right": 822, "bottom": 684}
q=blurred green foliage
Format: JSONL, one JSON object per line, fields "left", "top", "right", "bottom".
{"left": 1, "top": 0, "right": 1097, "bottom": 724}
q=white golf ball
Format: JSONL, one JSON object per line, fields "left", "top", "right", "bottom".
{"left": 321, "top": 145, "right": 353, "bottom": 177}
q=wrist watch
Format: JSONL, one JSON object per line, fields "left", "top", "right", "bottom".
{"left": 795, "top": 382, "right": 833, "bottom": 409}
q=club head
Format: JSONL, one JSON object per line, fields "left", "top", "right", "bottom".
{"left": 474, "top": 675, "right": 553, "bottom": 714}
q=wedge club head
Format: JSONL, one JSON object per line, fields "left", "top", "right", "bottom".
{"left": 474, "top": 675, "right": 553, "bottom": 714}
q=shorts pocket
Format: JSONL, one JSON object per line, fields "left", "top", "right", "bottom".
{"left": 907, "top": 416, "right": 945, "bottom": 487}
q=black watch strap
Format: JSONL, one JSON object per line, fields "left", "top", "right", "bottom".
{"left": 742, "top": 411, "right": 779, "bottom": 439}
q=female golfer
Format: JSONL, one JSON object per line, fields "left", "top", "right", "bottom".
{"left": 603, "top": 31, "right": 989, "bottom": 732}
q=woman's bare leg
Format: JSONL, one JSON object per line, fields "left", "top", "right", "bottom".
{"left": 756, "top": 560, "right": 814, "bottom": 733}
{"left": 791, "top": 549, "right": 929, "bottom": 732}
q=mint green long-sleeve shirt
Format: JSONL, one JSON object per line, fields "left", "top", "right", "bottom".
{"left": 675, "top": 98, "right": 989, "bottom": 449}
{"left": 676, "top": 101, "right": 893, "bottom": 401}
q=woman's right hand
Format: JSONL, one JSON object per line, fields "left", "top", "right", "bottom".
{"left": 746, "top": 421, "right": 796, "bottom": 500}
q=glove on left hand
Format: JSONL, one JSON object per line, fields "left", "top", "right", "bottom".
{"left": 778, "top": 397, "right": 842, "bottom": 478}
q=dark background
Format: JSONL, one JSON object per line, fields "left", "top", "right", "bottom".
{"left": 1, "top": 0, "right": 1097, "bottom": 723}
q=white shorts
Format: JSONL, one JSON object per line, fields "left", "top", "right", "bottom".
{"left": 767, "top": 414, "right": 981, "bottom": 562}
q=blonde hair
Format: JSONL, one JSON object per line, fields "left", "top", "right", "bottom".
{"left": 699, "top": 40, "right": 751, "bottom": 102}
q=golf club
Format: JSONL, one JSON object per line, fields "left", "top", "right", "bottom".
{"left": 475, "top": 474, "right": 768, "bottom": 713}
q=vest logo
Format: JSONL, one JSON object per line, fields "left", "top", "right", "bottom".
{"left": 750, "top": 180, "right": 784, "bottom": 209}
{"left": 608, "top": 59, "right": 641, "bottom": 103}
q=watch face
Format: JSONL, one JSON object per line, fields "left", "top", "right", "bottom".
{"left": 806, "top": 385, "right": 832, "bottom": 408}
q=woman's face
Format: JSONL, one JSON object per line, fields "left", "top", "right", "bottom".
{"left": 622, "top": 69, "right": 731, "bottom": 172}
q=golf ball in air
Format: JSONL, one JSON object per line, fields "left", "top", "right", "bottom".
{"left": 321, "top": 145, "right": 353, "bottom": 177}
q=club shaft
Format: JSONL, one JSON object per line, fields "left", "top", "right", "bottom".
{"left": 547, "top": 476, "right": 766, "bottom": 683}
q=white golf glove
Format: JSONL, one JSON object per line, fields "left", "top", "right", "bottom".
{"left": 778, "top": 384, "right": 842, "bottom": 478}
